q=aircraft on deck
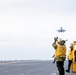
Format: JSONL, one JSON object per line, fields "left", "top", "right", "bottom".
{"left": 57, "top": 27, "right": 66, "bottom": 32}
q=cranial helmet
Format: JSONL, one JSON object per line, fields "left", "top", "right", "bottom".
{"left": 57, "top": 38, "right": 62, "bottom": 43}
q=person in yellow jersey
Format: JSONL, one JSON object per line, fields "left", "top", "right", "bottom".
{"left": 66, "top": 44, "right": 73, "bottom": 73}
{"left": 52, "top": 37, "right": 66, "bottom": 75}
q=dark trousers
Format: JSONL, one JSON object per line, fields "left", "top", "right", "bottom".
{"left": 67, "top": 60, "right": 72, "bottom": 72}
{"left": 56, "top": 61, "right": 65, "bottom": 75}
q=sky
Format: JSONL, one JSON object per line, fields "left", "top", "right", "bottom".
{"left": 0, "top": 0, "right": 76, "bottom": 60}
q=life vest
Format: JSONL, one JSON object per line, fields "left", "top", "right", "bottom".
{"left": 68, "top": 49, "right": 73, "bottom": 60}
{"left": 72, "top": 42, "right": 76, "bottom": 62}
{"left": 55, "top": 44, "right": 66, "bottom": 58}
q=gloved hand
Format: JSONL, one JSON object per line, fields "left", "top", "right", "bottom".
{"left": 54, "top": 37, "right": 58, "bottom": 42}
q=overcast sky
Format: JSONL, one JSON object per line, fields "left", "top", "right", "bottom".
{"left": 0, "top": 0, "right": 76, "bottom": 60}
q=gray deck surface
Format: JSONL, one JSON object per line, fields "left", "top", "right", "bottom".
{"left": 0, "top": 60, "right": 75, "bottom": 75}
